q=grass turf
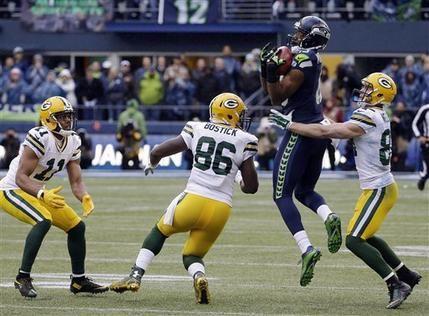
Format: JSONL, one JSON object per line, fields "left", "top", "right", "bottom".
{"left": 0, "top": 177, "right": 428, "bottom": 315}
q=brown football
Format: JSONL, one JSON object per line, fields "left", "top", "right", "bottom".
{"left": 276, "top": 46, "right": 293, "bottom": 76}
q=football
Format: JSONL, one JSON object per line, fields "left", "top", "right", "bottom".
{"left": 276, "top": 46, "right": 293, "bottom": 76}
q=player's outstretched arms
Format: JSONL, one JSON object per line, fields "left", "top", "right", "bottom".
{"left": 289, "top": 122, "right": 365, "bottom": 139}
{"left": 15, "top": 146, "right": 44, "bottom": 196}
{"left": 239, "top": 158, "right": 259, "bottom": 194}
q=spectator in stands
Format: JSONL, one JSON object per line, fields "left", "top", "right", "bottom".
{"left": 192, "top": 58, "right": 207, "bottom": 83}
{"left": 323, "top": 97, "right": 344, "bottom": 123}
{"left": 0, "top": 128, "right": 20, "bottom": 169}
{"left": 373, "top": 0, "right": 398, "bottom": 21}
{"left": 12, "top": 46, "right": 28, "bottom": 73}
{"left": 138, "top": 66, "right": 164, "bottom": 120}
{"left": 334, "top": 59, "right": 360, "bottom": 115}
{"left": 420, "top": 55, "right": 429, "bottom": 103}
{"left": 156, "top": 56, "right": 167, "bottom": 77}
{"left": 165, "top": 67, "right": 195, "bottom": 120}
{"left": 76, "top": 67, "right": 105, "bottom": 120}
{"left": 100, "top": 59, "right": 113, "bottom": 92}
{"left": 106, "top": 67, "right": 127, "bottom": 121}
{"left": 33, "top": 70, "right": 64, "bottom": 103}
{"left": 237, "top": 53, "right": 260, "bottom": 100}
{"left": 272, "top": 0, "right": 285, "bottom": 20}
{"left": 320, "top": 65, "right": 333, "bottom": 102}
{"left": 1, "top": 57, "right": 15, "bottom": 80}
{"left": 135, "top": 56, "right": 152, "bottom": 86}
{"left": 193, "top": 59, "right": 220, "bottom": 119}
{"left": 25, "top": 54, "right": 49, "bottom": 91}
{"left": 213, "top": 57, "right": 233, "bottom": 93}
{"left": 382, "top": 58, "right": 401, "bottom": 84}
{"left": 120, "top": 59, "right": 136, "bottom": 101}
{"left": 391, "top": 100, "right": 414, "bottom": 170}
{"left": 77, "top": 128, "right": 93, "bottom": 169}
{"left": 256, "top": 117, "right": 278, "bottom": 170}
{"left": 56, "top": 69, "right": 77, "bottom": 106}
{"left": 116, "top": 99, "right": 147, "bottom": 169}
{"left": 221, "top": 45, "right": 241, "bottom": 91}
{"left": 1, "top": 68, "right": 29, "bottom": 105}
{"left": 401, "top": 71, "right": 423, "bottom": 109}
{"left": 399, "top": 55, "right": 423, "bottom": 80}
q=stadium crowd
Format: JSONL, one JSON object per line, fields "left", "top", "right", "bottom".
{"left": 1, "top": 45, "right": 428, "bottom": 172}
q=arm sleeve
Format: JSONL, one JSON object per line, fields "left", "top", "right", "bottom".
{"left": 348, "top": 109, "right": 376, "bottom": 133}
{"left": 180, "top": 121, "right": 195, "bottom": 149}
{"left": 243, "top": 135, "right": 259, "bottom": 161}
{"left": 23, "top": 128, "right": 46, "bottom": 158}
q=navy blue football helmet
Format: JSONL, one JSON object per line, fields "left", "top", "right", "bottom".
{"left": 289, "top": 16, "right": 331, "bottom": 51}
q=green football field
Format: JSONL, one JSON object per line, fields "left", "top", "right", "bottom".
{"left": 0, "top": 177, "right": 428, "bottom": 315}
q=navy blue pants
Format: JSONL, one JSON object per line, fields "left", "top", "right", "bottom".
{"left": 273, "top": 130, "right": 328, "bottom": 235}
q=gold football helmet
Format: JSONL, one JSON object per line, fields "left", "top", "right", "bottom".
{"left": 352, "top": 72, "right": 397, "bottom": 106}
{"left": 39, "top": 96, "right": 76, "bottom": 136}
{"left": 209, "top": 93, "right": 250, "bottom": 130}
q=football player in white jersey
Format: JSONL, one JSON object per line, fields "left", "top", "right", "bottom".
{"left": 110, "top": 93, "right": 259, "bottom": 304}
{"left": 0, "top": 96, "right": 108, "bottom": 298}
{"left": 269, "top": 73, "right": 421, "bottom": 309}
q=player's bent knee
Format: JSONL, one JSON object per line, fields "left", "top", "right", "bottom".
{"left": 294, "top": 190, "right": 309, "bottom": 203}
{"left": 37, "top": 219, "right": 52, "bottom": 232}
{"left": 67, "top": 220, "right": 85, "bottom": 235}
{"left": 345, "top": 235, "right": 362, "bottom": 251}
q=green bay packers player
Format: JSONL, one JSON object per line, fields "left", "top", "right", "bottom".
{"left": 0, "top": 96, "right": 108, "bottom": 298}
{"left": 269, "top": 73, "right": 421, "bottom": 309}
{"left": 110, "top": 93, "right": 259, "bottom": 304}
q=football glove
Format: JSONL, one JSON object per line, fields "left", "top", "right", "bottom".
{"left": 144, "top": 163, "right": 158, "bottom": 176}
{"left": 82, "top": 194, "right": 94, "bottom": 217}
{"left": 38, "top": 185, "right": 65, "bottom": 209}
{"left": 260, "top": 42, "right": 276, "bottom": 79}
{"left": 234, "top": 170, "right": 243, "bottom": 184}
{"left": 266, "top": 52, "right": 286, "bottom": 83}
{"left": 269, "top": 109, "right": 293, "bottom": 130}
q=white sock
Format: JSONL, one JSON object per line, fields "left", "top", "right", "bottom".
{"left": 394, "top": 262, "right": 404, "bottom": 272}
{"left": 72, "top": 273, "right": 85, "bottom": 278}
{"left": 293, "top": 230, "right": 312, "bottom": 254}
{"left": 317, "top": 204, "right": 333, "bottom": 222}
{"left": 187, "top": 262, "right": 205, "bottom": 278}
{"left": 383, "top": 272, "right": 395, "bottom": 281}
{"left": 135, "top": 248, "right": 155, "bottom": 270}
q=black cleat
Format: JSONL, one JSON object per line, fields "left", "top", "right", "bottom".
{"left": 400, "top": 270, "right": 422, "bottom": 291}
{"left": 14, "top": 276, "right": 37, "bottom": 298}
{"left": 70, "top": 276, "right": 109, "bottom": 294}
{"left": 417, "top": 178, "right": 426, "bottom": 191}
{"left": 386, "top": 281, "right": 411, "bottom": 309}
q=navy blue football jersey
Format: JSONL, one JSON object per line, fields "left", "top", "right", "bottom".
{"left": 282, "top": 49, "right": 324, "bottom": 123}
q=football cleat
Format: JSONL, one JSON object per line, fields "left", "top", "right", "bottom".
{"left": 14, "top": 276, "right": 37, "bottom": 298}
{"left": 110, "top": 266, "right": 144, "bottom": 294}
{"left": 324, "top": 213, "right": 342, "bottom": 253}
{"left": 417, "top": 178, "right": 426, "bottom": 191}
{"left": 193, "top": 273, "right": 210, "bottom": 304}
{"left": 70, "top": 276, "right": 109, "bottom": 294}
{"left": 299, "top": 247, "right": 321, "bottom": 287}
{"left": 399, "top": 270, "right": 422, "bottom": 291}
{"left": 386, "top": 281, "right": 411, "bottom": 309}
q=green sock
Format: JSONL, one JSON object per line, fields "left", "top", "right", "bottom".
{"left": 67, "top": 221, "right": 86, "bottom": 275}
{"left": 346, "top": 235, "right": 392, "bottom": 279}
{"left": 142, "top": 226, "right": 167, "bottom": 255}
{"left": 20, "top": 220, "right": 51, "bottom": 273}
{"left": 183, "top": 255, "right": 204, "bottom": 270}
{"left": 367, "top": 235, "right": 402, "bottom": 269}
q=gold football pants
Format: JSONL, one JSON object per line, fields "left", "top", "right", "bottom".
{"left": 0, "top": 189, "right": 81, "bottom": 232}
{"left": 157, "top": 193, "right": 231, "bottom": 258}
{"left": 347, "top": 182, "right": 398, "bottom": 240}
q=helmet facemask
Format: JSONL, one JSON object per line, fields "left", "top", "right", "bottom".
{"left": 51, "top": 110, "right": 77, "bottom": 137}
{"left": 352, "top": 80, "right": 384, "bottom": 107}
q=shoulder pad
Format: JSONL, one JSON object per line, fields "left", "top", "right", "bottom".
{"left": 294, "top": 53, "right": 311, "bottom": 64}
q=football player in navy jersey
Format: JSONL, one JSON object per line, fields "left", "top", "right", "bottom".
{"left": 259, "top": 16, "right": 342, "bottom": 286}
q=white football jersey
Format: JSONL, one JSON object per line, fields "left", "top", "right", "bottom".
{"left": 181, "top": 121, "right": 258, "bottom": 206}
{"left": 0, "top": 126, "right": 81, "bottom": 191}
{"left": 348, "top": 107, "right": 394, "bottom": 189}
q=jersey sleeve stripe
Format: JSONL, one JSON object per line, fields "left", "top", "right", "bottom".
{"left": 351, "top": 113, "right": 374, "bottom": 122}
{"left": 28, "top": 134, "right": 45, "bottom": 149}
{"left": 244, "top": 148, "right": 258, "bottom": 152}
{"left": 247, "top": 142, "right": 258, "bottom": 146}
{"left": 185, "top": 124, "right": 194, "bottom": 130}
{"left": 350, "top": 117, "right": 376, "bottom": 127}
{"left": 25, "top": 138, "right": 45, "bottom": 155}
{"left": 182, "top": 129, "right": 194, "bottom": 137}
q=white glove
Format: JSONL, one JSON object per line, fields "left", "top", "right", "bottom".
{"left": 144, "top": 163, "right": 158, "bottom": 176}
{"left": 268, "top": 109, "right": 294, "bottom": 130}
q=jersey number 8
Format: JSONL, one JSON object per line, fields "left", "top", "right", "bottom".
{"left": 194, "top": 136, "right": 236, "bottom": 175}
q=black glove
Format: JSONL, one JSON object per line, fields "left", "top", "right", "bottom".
{"left": 260, "top": 42, "right": 275, "bottom": 79}
{"left": 266, "top": 54, "right": 286, "bottom": 83}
